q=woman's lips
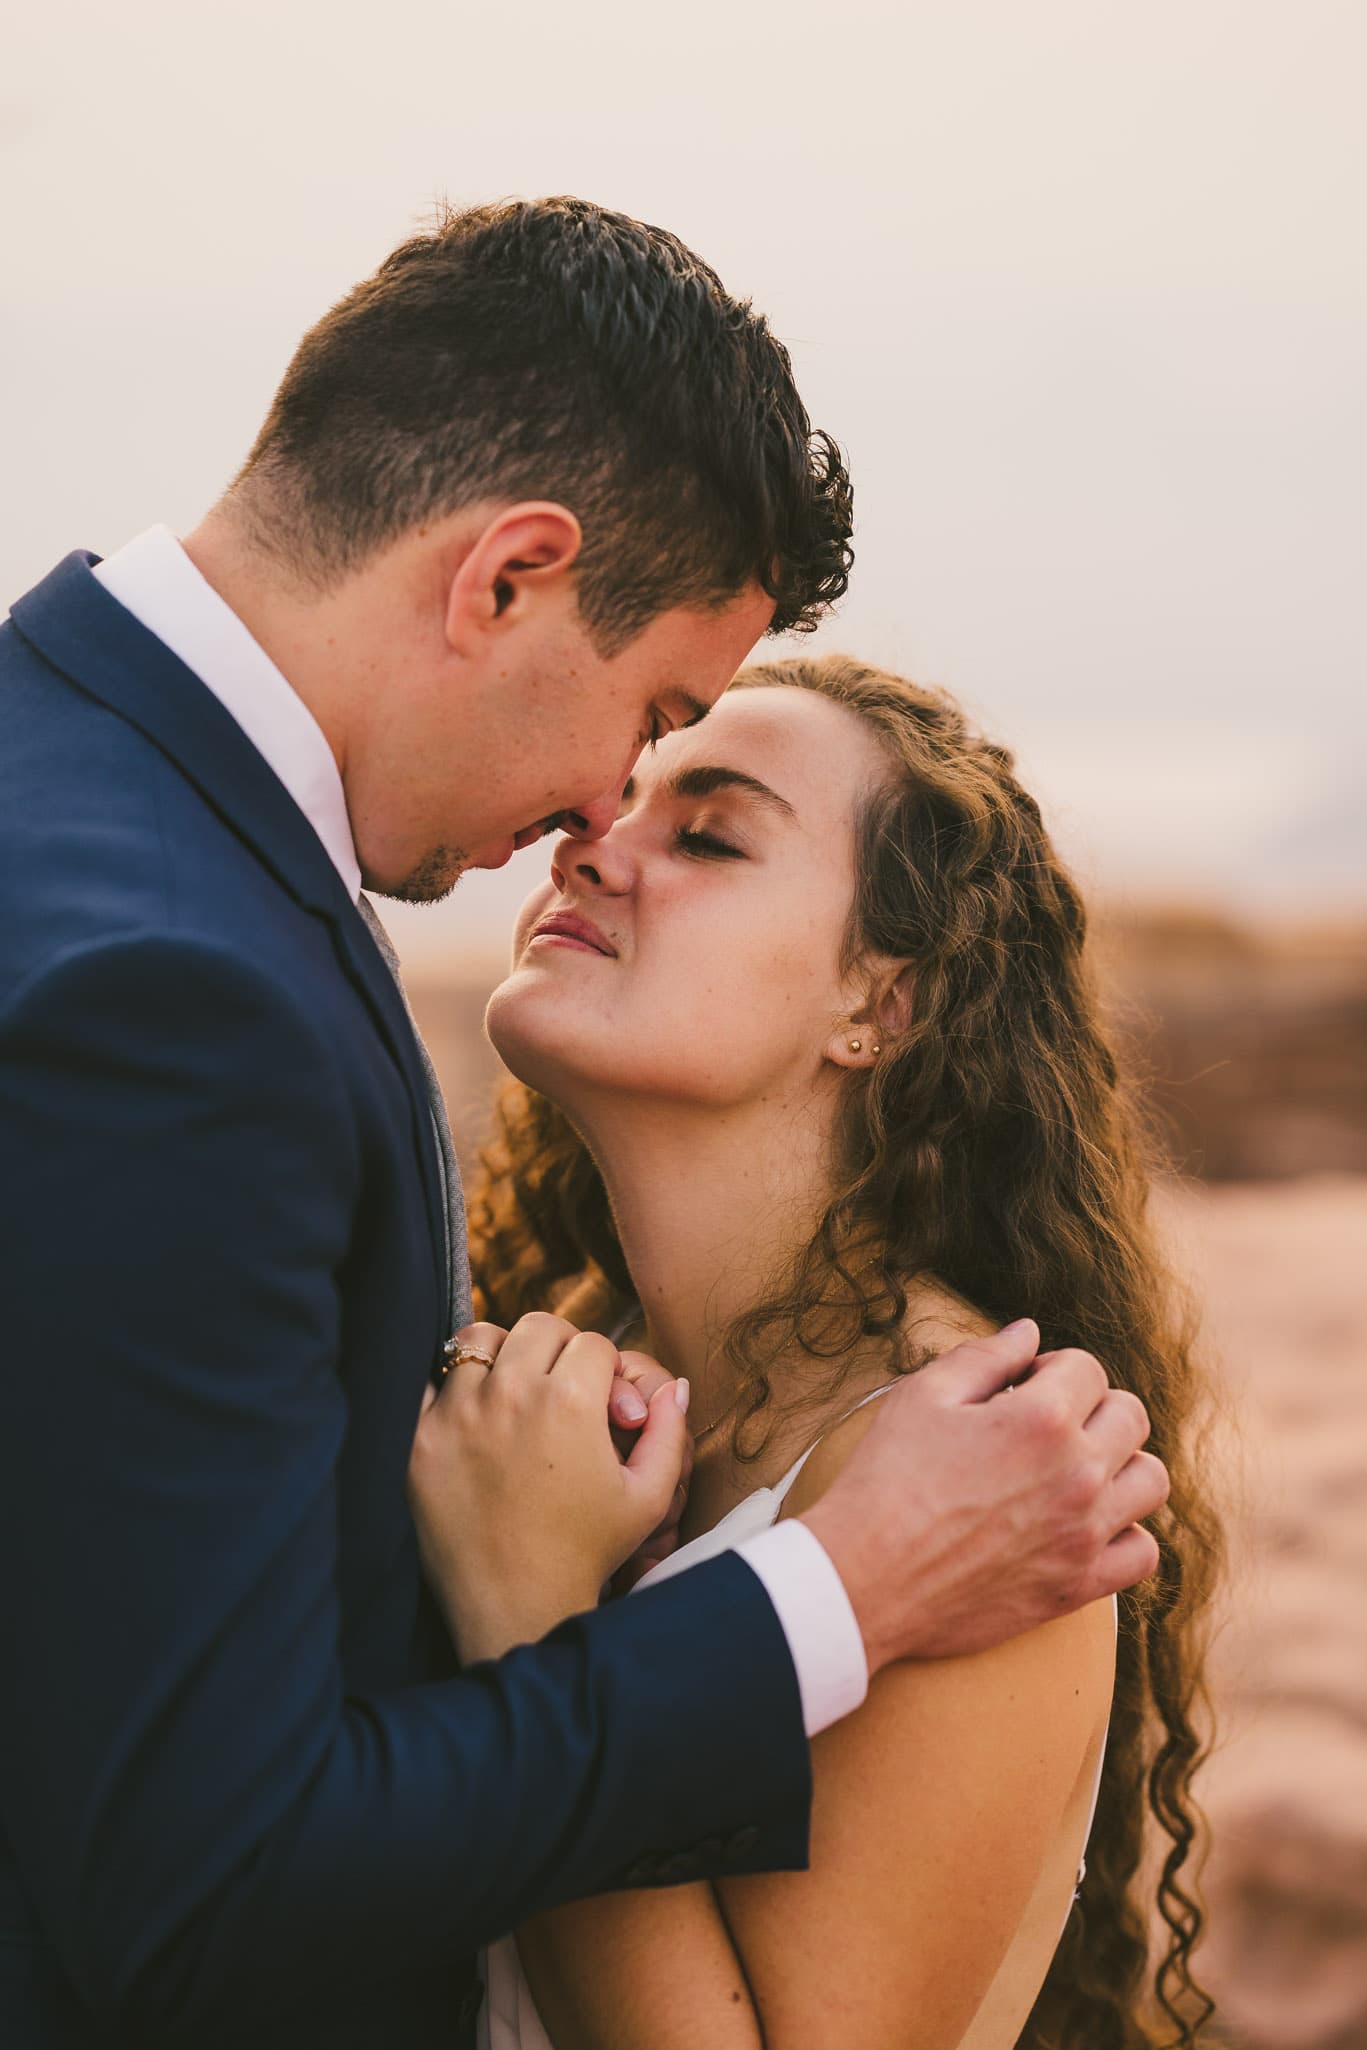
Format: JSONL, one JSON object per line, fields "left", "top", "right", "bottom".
{"left": 529, "top": 910, "right": 616, "bottom": 956}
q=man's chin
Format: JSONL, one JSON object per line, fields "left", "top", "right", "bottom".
{"left": 366, "top": 823, "right": 547, "bottom": 900}
{"left": 373, "top": 845, "right": 469, "bottom": 903}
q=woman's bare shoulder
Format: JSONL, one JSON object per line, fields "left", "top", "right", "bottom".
{"left": 775, "top": 1285, "right": 1118, "bottom": 1702}
{"left": 777, "top": 1284, "right": 995, "bottom": 1522}
{"left": 903, "top": 1279, "right": 997, "bottom": 1355}
{"left": 726, "top": 1311, "right": 1117, "bottom": 2048}
{"left": 775, "top": 1396, "right": 887, "bottom": 1520}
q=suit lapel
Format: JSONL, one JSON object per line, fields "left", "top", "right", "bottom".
{"left": 328, "top": 912, "right": 453, "bottom": 1330}
{"left": 9, "top": 552, "right": 450, "bottom": 1322}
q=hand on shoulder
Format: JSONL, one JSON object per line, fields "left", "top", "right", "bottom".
{"left": 798, "top": 1318, "right": 1167, "bottom": 1671}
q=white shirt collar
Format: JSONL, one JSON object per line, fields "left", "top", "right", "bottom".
{"left": 92, "top": 525, "right": 362, "bottom": 902}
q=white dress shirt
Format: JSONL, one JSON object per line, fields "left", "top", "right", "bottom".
{"left": 92, "top": 526, "right": 870, "bottom": 1738}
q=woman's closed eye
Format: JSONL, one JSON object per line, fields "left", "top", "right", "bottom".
{"left": 676, "top": 824, "right": 745, "bottom": 861}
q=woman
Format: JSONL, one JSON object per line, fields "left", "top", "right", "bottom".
{"left": 455, "top": 655, "right": 1221, "bottom": 2048}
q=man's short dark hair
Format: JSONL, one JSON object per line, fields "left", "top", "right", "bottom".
{"left": 235, "top": 197, "right": 853, "bottom": 650}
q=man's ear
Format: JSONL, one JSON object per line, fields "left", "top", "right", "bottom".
{"left": 823, "top": 962, "right": 915, "bottom": 1071}
{"left": 443, "top": 502, "right": 583, "bottom": 651}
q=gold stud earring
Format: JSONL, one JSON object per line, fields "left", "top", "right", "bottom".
{"left": 871, "top": 1042, "right": 882, "bottom": 1056}
{"left": 848, "top": 1038, "right": 862, "bottom": 1053}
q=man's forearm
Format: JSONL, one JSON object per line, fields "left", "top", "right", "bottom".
{"left": 8, "top": 1578, "right": 806, "bottom": 2044}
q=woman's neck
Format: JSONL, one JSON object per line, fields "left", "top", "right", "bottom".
{"left": 578, "top": 1086, "right": 842, "bottom": 1432}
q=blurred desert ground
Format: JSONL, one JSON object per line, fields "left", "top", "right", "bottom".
{"left": 408, "top": 909, "right": 1367, "bottom": 2050}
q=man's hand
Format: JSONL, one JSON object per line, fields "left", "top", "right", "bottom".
{"left": 802, "top": 1319, "right": 1169, "bottom": 1675}
{"left": 407, "top": 1316, "right": 688, "bottom": 1662}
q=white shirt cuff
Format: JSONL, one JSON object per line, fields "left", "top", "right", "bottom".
{"left": 735, "top": 1520, "right": 869, "bottom": 1737}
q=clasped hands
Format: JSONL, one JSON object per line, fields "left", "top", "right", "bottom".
{"left": 407, "top": 1312, "right": 1170, "bottom": 1673}
{"left": 407, "top": 1314, "right": 692, "bottom": 1664}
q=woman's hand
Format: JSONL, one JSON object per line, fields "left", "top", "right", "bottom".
{"left": 609, "top": 1351, "right": 695, "bottom": 1594}
{"left": 407, "top": 1315, "right": 689, "bottom": 1662}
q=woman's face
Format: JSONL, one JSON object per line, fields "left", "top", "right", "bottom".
{"left": 486, "top": 685, "right": 891, "bottom": 1115}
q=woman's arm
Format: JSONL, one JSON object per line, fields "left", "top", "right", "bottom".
{"left": 516, "top": 1884, "right": 762, "bottom": 2050}
{"left": 717, "top": 1407, "right": 1117, "bottom": 2048}
{"left": 514, "top": 1402, "right": 1115, "bottom": 2050}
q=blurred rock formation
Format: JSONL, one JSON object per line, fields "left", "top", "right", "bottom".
{"left": 1100, "top": 909, "right": 1367, "bottom": 1181}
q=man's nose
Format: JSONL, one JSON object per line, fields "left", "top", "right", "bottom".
{"left": 558, "top": 785, "right": 625, "bottom": 843}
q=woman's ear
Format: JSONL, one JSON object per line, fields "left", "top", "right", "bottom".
{"left": 872, "top": 962, "right": 916, "bottom": 1042}
{"left": 824, "top": 963, "right": 914, "bottom": 1071}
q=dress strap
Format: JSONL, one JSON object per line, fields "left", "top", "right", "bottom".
{"left": 604, "top": 1306, "right": 902, "bottom": 1513}
{"left": 769, "top": 1380, "right": 903, "bottom": 1509}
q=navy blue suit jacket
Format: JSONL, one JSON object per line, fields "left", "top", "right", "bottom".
{"left": 0, "top": 555, "right": 810, "bottom": 2048}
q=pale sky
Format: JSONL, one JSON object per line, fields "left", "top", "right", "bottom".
{"left": 4, "top": 0, "right": 1363, "bottom": 966}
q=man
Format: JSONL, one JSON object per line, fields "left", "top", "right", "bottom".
{"left": 0, "top": 198, "right": 1166, "bottom": 2048}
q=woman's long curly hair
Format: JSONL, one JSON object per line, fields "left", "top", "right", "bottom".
{"left": 467, "top": 654, "right": 1223, "bottom": 2049}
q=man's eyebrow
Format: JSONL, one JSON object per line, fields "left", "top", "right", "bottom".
{"left": 666, "top": 764, "right": 798, "bottom": 818}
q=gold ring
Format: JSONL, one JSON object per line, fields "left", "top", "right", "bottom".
{"left": 441, "top": 1339, "right": 497, "bottom": 1377}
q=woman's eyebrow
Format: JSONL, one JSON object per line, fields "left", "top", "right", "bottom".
{"left": 666, "top": 764, "right": 798, "bottom": 819}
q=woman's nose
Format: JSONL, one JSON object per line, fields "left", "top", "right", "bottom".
{"left": 550, "top": 827, "right": 631, "bottom": 895}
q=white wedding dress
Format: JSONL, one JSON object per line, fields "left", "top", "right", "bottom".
{"left": 477, "top": 1385, "right": 1115, "bottom": 2050}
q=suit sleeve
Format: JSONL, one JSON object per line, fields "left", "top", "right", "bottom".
{"left": 0, "top": 933, "right": 810, "bottom": 2043}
